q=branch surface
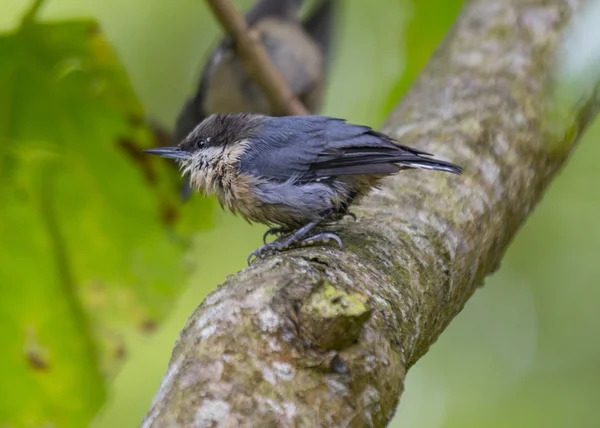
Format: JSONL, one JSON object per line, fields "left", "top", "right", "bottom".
{"left": 205, "top": 0, "right": 309, "bottom": 116}
{"left": 143, "top": 0, "right": 596, "bottom": 426}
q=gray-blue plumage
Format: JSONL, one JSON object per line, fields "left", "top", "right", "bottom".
{"left": 239, "top": 115, "right": 462, "bottom": 183}
{"left": 146, "top": 113, "right": 462, "bottom": 262}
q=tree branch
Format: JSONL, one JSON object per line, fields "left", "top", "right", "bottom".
{"left": 142, "top": 0, "right": 596, "bottom": 426}
{"left": 205, "top": 0, "right": 309, "bottom": 116}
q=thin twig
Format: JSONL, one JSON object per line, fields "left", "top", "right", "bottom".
{"left": 205, "top": 0, "right": 309, "bottom": 116}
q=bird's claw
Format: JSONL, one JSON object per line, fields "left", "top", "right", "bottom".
{"left": 247, "top": 232, "right": 343, "bottom": 265}
{"left": 262, "top": 227, "right": 288, "bottom": 244}
{"left": 247, "top": 247, "right": 273, "bottom": 265}
{"left": 247, "top": 242, "right": 283, "bottom": 265}
{"left": 247, "top": 239, "right": 295, "bottom": 265}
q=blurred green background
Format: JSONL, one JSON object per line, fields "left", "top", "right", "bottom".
{"left": 1, "top": 0, "right": 599, "bottom": 427}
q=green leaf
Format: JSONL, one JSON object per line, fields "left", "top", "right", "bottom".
{"left": 0, "top": 11, "right": 210, "bottom": 428}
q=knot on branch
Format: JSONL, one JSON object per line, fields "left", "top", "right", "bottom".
{"left": 298, "top": 281, "right": 372, "bottom": 351}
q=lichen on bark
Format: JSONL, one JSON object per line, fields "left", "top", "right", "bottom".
{"left": 142, "top": 0, "right": 598, "bottom": 427}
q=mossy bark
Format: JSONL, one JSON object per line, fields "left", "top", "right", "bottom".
{"left": 142, "top": 0, "right": 596, "bottom": 426}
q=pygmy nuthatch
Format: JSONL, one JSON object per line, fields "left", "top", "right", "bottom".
{"left": 146, "top": 113, "right": 463, "bottom": 263}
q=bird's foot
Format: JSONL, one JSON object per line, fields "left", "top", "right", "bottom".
{"left": 298, "top": 233, "right": 343, "bottom": 249}
{"left": 262, "top": 227, "right": 289, "bottom": 244}
{"left": 248, "top": 231, "right": 343, "bottom": 265}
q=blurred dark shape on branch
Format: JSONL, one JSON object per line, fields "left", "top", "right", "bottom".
{"left": 164, "top": 0, "right": 339, "bottom": 200}
{"left": 175, "top": 0, "right": 340, "bottom": 144}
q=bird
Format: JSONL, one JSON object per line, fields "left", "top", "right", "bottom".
{"left": 172, "top": 0, "right": 338, "bottom": 199}
{"left": 145, "top": 113, "right": 463, "bottom": 264}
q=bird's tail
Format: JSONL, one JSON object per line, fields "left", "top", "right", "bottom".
{"left": 400, "top": 157, "right": 463, "bottom": 175}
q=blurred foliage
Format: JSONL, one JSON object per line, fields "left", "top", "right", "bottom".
{"left": 1, "top": 0, "right": 600, "bottom": 428}
{"left": 0, "top": 1, "right": 211, "bottom": 426}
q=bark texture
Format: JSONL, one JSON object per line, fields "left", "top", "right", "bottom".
{"left": 142, "top": 0, "right": 596, "bottom": 426}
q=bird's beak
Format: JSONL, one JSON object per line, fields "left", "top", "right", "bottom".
{"left": 144, "top": 147, "right": 190, "bottom": 160}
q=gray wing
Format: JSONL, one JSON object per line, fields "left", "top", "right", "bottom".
{"left": 239, "top": 116, "right": 462, "bottom": 183}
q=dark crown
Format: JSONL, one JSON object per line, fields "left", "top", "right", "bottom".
{"left": 179, "top": 113, "right": 265, "bottom": 152}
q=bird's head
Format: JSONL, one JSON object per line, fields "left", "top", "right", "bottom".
{"left": 145, "top": 113, "right": 265, "bottom": 184}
